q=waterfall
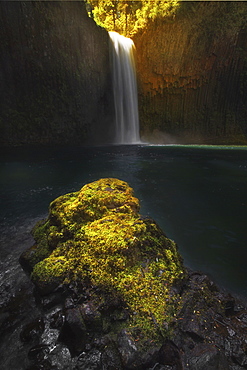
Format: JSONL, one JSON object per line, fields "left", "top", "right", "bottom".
{"left": 109, "top": 31, "right": 140, "bottom": 144}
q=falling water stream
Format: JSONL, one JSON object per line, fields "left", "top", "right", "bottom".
{"left": 109, "top": 32, "right": 140, "bottom": 144}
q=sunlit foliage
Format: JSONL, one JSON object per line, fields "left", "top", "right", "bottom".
{"left": 86, "top": 0, "right": 179, "bottom": 36}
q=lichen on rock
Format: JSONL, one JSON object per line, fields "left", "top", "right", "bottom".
{"left": 21, "top": 178, "right": 185, "bottom": 339}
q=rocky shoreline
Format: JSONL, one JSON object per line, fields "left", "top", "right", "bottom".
{"left": 1, "top": 179, "right": 247, "bottom": 369}
{"left": 2, "top": 268, "right": 245, "bottom": 370}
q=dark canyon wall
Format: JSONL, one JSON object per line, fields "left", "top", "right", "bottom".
{"left": 0, "top": 1, "right": 113, "bottom": 146}
{"left": 134, "top": 1, "right": 247, "bottom": 144}
{"left": 1, "top": 1, "right": 247, "bottom": 146}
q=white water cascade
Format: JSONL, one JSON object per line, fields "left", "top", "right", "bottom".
{"left": 109, "top": 31, "right": 140, "bottom": 144}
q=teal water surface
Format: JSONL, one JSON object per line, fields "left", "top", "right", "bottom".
{"left": 0, "top": 144, "right": 246, "bottom": 299}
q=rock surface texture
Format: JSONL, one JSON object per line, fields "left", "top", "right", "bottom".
{"left": 18, "top": 178, "right": 247, "bottom": 369}
{"left": 134, "top": 1, "right": 247, "bottom": 144}
{"left": 0, "top": 1, "right": 113, "bottom": 146}
{"left": 1, "top": 1, "right": 247, "bottom": 146}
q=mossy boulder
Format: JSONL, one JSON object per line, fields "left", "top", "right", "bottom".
{"left": 20, "top": 178, "right": 185, "bottom": 339}
{"left": 18, "top": 178, "right": 247, "bottom": 368}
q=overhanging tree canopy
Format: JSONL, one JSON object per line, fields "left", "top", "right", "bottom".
{"left": 86, "top": 0, "right": 179, "bottom": 36}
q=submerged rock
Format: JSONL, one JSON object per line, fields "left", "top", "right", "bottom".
{"left": 19, "top": 178, "right": 247, "bottom": 369}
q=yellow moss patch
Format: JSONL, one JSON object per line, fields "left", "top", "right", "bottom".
{"left": 31, "top": 178, "right": 185, "bottom": 338}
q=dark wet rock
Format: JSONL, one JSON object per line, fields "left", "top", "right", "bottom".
{"left": 116, "top": 329, "right": 161, "bottom": 369}
{"left": 188, "top": 343, "right": 229, "bottom": 370}
{"left": 28, "top": 343, "right": 50, "bottom": 361}
{"left": 117, "top": 329, "right": 139, "bottom": 368}
{"left": 171, "top": 270, "right": 247, "bottom": 369}
{"left": 65, "top": 296, "right": 76, "bottom": 310}
{"left": 39, "top": 277, "right": 65, "bottom": 296}
{"left": 76, "top": 349, "right": 102, "bottom": 370}
{"left": 158, "top": 340, "right": 183, "bottom": 369}
{"left": 100, "top": 338, "right": 123, "bottom": 369}
{"left": 224, "top": 337, "right": 247, "bottom": 367}
{"left": 59, "top": 306, "right": 88, "bottom": 355}
{"left": 26, "top": 359, "right": 55, "bottom": 370}
{"left": 50, "top": 309, "right": 64, "bottom": 330}
{"left": 46, "top": 343, "right": 72, "bottom": 370}
{"left": 150, "top": 366, "right": 173, "bottom": 370}
{"left": 28, "top": 343, "right": 71, "bottom": 370}
{"left": 16, "top": 267, "right": 247, "bottom": 370}
{"left": 34, "top": 290, "right": 64, "bottom": 310}
{"left": 80, "top": 301, "right": 102, "bottom": 332}
{"left": 20, "top": 317, "right": 45, "bottom": 343}
{"left": 224, "top": 296, "right": 237, "bottom": 317}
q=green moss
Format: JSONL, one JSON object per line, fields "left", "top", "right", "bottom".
{"left": 19, "top": 220, "right": 51, "bottom": 269}
{"left": 31, "top": 178, "right": 185, "bottom": 339}
{"left": 21, "top": 239, "right": 51, "bottom": 271}
{"left": 32, "top": 256, "right": 71, "bottom": 283}
{"left": 32, "top": 219, "right": 50, "bottom": 241}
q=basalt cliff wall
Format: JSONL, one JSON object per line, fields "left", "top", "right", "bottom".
{"left": 0, "top": 1, "right": 113, "bottom": 146}
{"left": 134, "top": 2, "right": 247, "bottom": 144}
{"left": 1, "top": 1, "right": 247, "bottom": 146}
